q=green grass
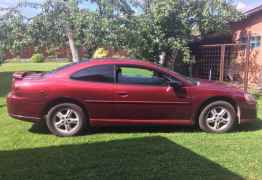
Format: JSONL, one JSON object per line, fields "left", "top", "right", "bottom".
{"left": 1, "top": 62, "right": 262, "bottom": 180}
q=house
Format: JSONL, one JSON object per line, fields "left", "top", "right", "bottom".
{"left": 232, "top": 5, "right": 262, "bottom": 50}
{"left": 191, "top": 5, "right": 262, "bottom": 89}
{"left": 231, "top": 5, "right": 262, "bottom": 86}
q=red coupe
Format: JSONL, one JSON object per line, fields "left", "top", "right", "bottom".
{"left": 7, "top": 59, "right": 257, "bottom": 136}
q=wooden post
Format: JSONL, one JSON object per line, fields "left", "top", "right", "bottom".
{"left": 219, "top": 45, "right": 226, "bottom": 81}
{"left": 244, "top": 33, "right": 251, "bottom": 92}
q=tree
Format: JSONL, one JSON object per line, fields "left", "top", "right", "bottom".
{"left": 1, "top": 0, "right": 242, "bottom": 66}
{"left": 27, "top": 13, "right": 67, "bottom": 54}
{"left": 67, "top": 0, "right": 137, "bottom": 58}
{"left": 0, "top": 10, "right": 29, "bottom": 57}
{"left": 15, "top": 0, "right": 92, "bottom": 62}
{"left": 190, "top": 0, "right": 243, "bottom": 36}
{"left": 89, "top": 0, "right": 134, "bottom": 17}
{"left": 37, "top": 0, "right": 82, "bottom": 62}
{"left": 28, "top": 0, "right": 135, "bottom": 62}
{"left": 126, "top": 0, "right": 242, "bottom": 68}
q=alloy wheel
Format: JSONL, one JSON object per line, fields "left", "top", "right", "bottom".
{"left": 53, "top": 108, "right": 80, "bottom": 133}
{"left": 205, "top": 106, "right": 232, "bottom": 131}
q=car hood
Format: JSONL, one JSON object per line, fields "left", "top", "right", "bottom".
{"left": 195, "top": 79, "right": 243, "bottom": 93}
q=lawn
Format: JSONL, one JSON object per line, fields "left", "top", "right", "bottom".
{"left": 1, "top": 62, "right": 262, "bottom": 180}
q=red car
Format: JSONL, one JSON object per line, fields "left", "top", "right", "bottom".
{"left": 7, "top": 59, "right": 257, "bottom": 136}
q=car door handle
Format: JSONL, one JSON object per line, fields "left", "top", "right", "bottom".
{"left": 117, "top": 91, "right": 128, "bottom": 97}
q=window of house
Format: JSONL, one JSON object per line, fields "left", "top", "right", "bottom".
{"left": 239, "top": 36, "right": 247, "bottom": 44}
{"left": 250, "top": 36, "right": 261, "bottom": 49}
{"left": 116, "top": 66, "right": 168, "bottom": 86}
{"left": 239, "top": 35, "right": 261, "bottom": 49}
{"left": 71, "top": 64, "right": 114, "bottom": 83}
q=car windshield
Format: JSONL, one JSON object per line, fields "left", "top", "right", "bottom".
{"left": 163, "top": 68, "right": 198, "bottom": 85}
{"left": 175, "top": 72, "right": 199, "bottom": 85}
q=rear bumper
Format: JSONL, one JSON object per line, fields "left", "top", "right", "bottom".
{"left": 7, "top": 93, "right": 44, "bottom": 122}
{"left": 239, "top": 102, "right": 257, "bottom": 124}
{"left": 9, "top": 113, "right": 41, "bottom": 122}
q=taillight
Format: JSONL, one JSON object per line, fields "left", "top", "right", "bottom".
{"left": 11, "top": 79, "right": 23, "bottom": 96}
{"left": 11, "top": 72, "right": 25, "bottom": 94}
{"left": 13, "top": 72, "right": 27, "bottom": 80}
{"left": 12, "top": 83, "right": 19, "bottom": 95}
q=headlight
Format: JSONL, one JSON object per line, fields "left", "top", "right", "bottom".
{"left": 244, "top": 93, "right": 256, "bottom": 103}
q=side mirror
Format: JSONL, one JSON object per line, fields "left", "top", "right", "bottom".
{"left": 169, "top": 80, "right": 183, "bottom": 89}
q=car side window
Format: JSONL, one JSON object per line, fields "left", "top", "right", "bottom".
{"left": 71, "top": 64, "right": 114, "bottom": 83}
{"left": 116, "top": 66, "right": 168, "bottom": 86}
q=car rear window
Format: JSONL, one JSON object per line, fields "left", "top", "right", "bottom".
{"left": 71, "top": 64, "right": 114, "bottom": 83}
{"left": 46, "top": 62, "right": 78, "bottom": 75}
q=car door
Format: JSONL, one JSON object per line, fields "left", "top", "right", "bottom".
{"left": 70, "top": 64, "right": 116, "bottom": 120}
{"left": 114, "top": 65, "right": 192, "bottom": 121}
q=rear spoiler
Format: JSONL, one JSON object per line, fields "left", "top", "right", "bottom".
{"left": 12, "top": 71, "right": 43, "bottom": 80}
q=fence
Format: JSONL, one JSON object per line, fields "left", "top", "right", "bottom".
{"left": 192, "top": 43, "right": 250, "bottom": 91}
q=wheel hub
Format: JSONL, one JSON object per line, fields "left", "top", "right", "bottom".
{"left": 206, "top": 106, "right": 232, "bottom": 131}
{"left": 54, "top": 108, "right": 80, "bottom": 133}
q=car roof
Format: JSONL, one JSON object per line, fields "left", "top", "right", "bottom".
{"left": 82, "top": 58, "right": 157, "bottom": 67}
{"left": 54, "top": 58, "right": 162, "bottom": 76}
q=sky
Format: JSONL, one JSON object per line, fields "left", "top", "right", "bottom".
{"left": 236, "top": 0, "right": 262, "bottom": 11}
{"left": 0, "top": 0, "right": 97, "bottom": 17}
{"left": 0, "top": 0, "right": 261, "bottom": 17}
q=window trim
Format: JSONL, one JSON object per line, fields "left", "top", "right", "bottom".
{"left": 115, "top": 64, "right": 172, "bottom": 87}
{"left": 70, "top": 64, "right": 116, "bottom": 84}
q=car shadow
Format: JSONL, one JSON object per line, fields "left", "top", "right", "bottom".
{"left": 235, "top": 118, "right": 262, "bottom": 132}
{"left": 29, "top": 122, "right": 200, "bottom": 135}
{"left": 0, "top": 136, "right": 244, "bottom": 180}
{"left": 29, "top": 122, "right": 50, "bottom": 134}
{"left": 91, "top": 125, "right": 199, "bottom": 134}
{"left": 29, "top": 118, "right": 262, "bottom": 135}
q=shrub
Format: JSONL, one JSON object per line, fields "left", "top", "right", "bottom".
{"left": 92, "top": 48, "right": 109, "bottom": 58}
{"left": 47, "top": 49, "right": 56, "bottom": 57}
{"left": 31, "top": 53, "right": 44, "bottom": 63}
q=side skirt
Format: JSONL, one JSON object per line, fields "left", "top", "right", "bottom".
{"left": 90, "top": 119, "right": 193, "bottom": 127}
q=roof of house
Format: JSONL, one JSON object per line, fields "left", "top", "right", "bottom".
{"left": 245, "top": 5, "right": 262, "bottom": 16}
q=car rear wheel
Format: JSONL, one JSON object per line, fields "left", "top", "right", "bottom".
{"left": 198, "top": 101, "right": 236, "bottom": 133}
{"left": 46, "top": 103, "right": 87, "bottom": 136}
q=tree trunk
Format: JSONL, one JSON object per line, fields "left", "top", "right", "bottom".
{"left": 66, "top": 29, "right": 79, "bottom": 62}
{"left": 159, "top": 51, "right": 166, "bottom": 66}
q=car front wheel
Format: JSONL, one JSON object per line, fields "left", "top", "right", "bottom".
{"left": 46, "top": 103, "right": 87, "bottom": 136}
{"left": 198, "top": 101, "right": 236, "bottom": 133}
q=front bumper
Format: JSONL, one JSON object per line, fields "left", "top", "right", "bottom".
{"left": 7, "top": 93, "right": 44, "bottom": 122}
{"left": 239, "top": 102, "right": 257, "bottom": 124}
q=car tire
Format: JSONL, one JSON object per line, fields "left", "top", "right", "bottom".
{"left": 46, "top": 103, "right": 87, "bottom": 136}
{"left": 198, "top": 101, "right": 236, "bottom": 133}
